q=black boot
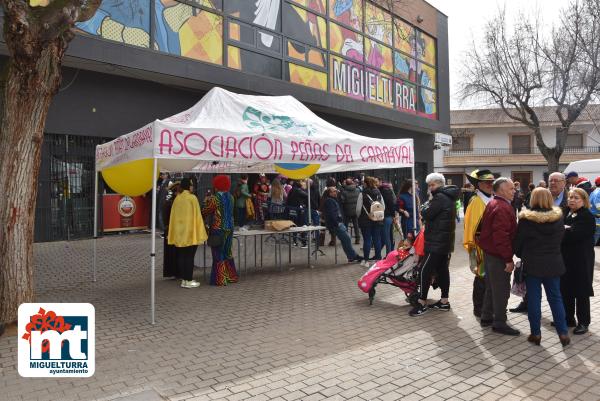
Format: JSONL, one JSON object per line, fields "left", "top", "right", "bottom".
{"left": 509, "top": 301, "right": 528, "bottom": 313}
{"left": 573, "top": 324, "right": 589, "bottom": 335}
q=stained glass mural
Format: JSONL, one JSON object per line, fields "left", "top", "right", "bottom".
{"left": 394, "top": 52, "right": 416, "bottom": 82}
{"left": 393, "top": 18, "right": 415, "bottom": 57}
{"left": 365, "top": 2, "right": 392, "bottom": 46}
{"left": 418, "top": 62, "right": 436, "bottom": 89}
{"left": 365, "top": 38, "right": 393, "bottom": 73}
{"left": 329, "top": 0, "right": 363, "bottom": 31}
{"left": 329, "top": 22, "right": 364, "bottom": 62}
{"left": 416, "top": 30, "right": 436, "bottom": 65}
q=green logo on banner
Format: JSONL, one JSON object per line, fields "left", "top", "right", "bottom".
{"left": 242, "top": 106, "right": 315, "bottom": 136}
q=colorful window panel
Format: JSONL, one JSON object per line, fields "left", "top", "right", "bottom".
{"left": 287, "top": 40, "right": 307, "bottom": 62}
{"left": 365, "top": 38, "right": 393, "bottom": 74}
{"left": 394, "top": 52, "right": 416, "bottom": 82}
{"left": 366, "top": 69, "right": 394, "bottom": 108}
{"left": 393, "top": 18, "right": 415, "bottom": 57}
{"left": 418, "top": 87, "right": 437, "bottom": 119}
{"left": 329, "top": 0, "right": 363, "bottom": 31}
{"left": 365, "top": 2, "right": 392, "bottom": 46}
{"left": 227, "top": 45, "right": 282, "bottom": 79}
{"left": 287, "top": 41, "right": 326, "bottom": 67}
{"left": 328, "top": 22, "right": 364, "bottom": 62}
{"left": 308, "top": 49, "right": 326, "bottom": 68}
{"left": 394, "top": 79, "right": 417, "bottom": 114}
{"left": 289, "top": 0, "right": 326, "bottom": 14}
{"left": 287, "top": 62, "right": 327, "bottom": 91}
{"left": 417, "top": 62, "right": 436, "bottom": 90}
{"left": 76, "top": 0, "right": 151, "bottom": 48}
{"left": 228, "top": 21, "right": 254, "bottom": 46}
{"left": 189, "top": 0, "right": 222, "bottom": 10}
{"left": 416, "top": 30, "right": 436, "bottom": 65}
{"left": 330, "top": 55, "right": 365, "bottom": 100}
{"left": 284, "top": 3, "right": 327, "bottom": 49}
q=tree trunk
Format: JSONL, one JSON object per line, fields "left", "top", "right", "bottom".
{"left": 544, "top": 149, "right": 561, "bottom": 173}
{"left": 0, "top": 42, "right": 63, "bottom": 324}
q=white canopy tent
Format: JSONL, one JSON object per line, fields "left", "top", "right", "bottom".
{"left": 94, "top": 87, "right": 417, "bottom": 323}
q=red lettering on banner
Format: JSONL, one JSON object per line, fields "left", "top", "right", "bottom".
{"left": 208, "top": 135, "right": 223, "bottom": 158}
{"left": 336, "top": 144, "right": 345, "bottom": 162}
{"left": 274, "top": 139, "right": 283, "bottom": 160}
{"left": 253, "top": 136, "right": 274, "bottom": 160}
{"left": 225, "top": 136, "right": 237, "bottom": 158}
{"left": 291, "top": 141, "right": 299, "bottom": 160}
{"left": 401, "top": 145, "right": 411, "bottom": 164}
{"left": 184, "top": 132, "right": 206, "bottom": 156}
{"left": 344, "top": 145, "right": 353, "bottom": 162}
{"left": 159, "top": 129, "right": 172, "bottom": 155}
{"left": 173, "top": 131, "right": 185, "bottom": 155}
{"left": 239, "top": 136, "right": 252, "bottom": 159}
{"left": 321, "top": 144, "right": 330, "bottom": 161}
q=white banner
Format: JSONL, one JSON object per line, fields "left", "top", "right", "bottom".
{"left": 96, "top": 88, "right": 414, "bottom": 173}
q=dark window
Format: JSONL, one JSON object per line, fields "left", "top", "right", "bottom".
{"left": 511, "top": 134, "right": 531, "bottom": 154}
{"left": 451, "top": 136, "right": 471, "bottom": 151}
{"left": 566, "top": 133, "right": 583, "bottom": 148}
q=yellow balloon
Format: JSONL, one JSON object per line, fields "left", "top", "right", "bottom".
{"left": 274, "top": 163, "right": 320, "bottom": 180}
{"left": 102, "top": 159, "right": 156, "bottom": 196}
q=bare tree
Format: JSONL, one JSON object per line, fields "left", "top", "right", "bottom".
{"left": 0, "top": 0, "right": 101, "bottom": 329}
{"left": 461, "top": 0, "right": 600, "bottom": 172}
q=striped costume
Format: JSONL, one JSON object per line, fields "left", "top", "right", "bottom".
{"left": 202, "top": 192, "right": 239, "bottom": 286}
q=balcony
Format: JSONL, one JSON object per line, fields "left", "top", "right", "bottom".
{"left": 443, "top": 146, "right": 600, "bottom": 167}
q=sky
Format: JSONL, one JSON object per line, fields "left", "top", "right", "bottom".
{"left": 424, "top": 0, "right": 566, "bottom": 110}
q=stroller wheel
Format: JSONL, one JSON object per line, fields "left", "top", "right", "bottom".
{"left": 368, "top": 288, "right": 376, "bottom": 305}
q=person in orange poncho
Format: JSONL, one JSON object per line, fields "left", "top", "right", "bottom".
{"left": 168, "top": 177, "right": 207, "bottom": 288}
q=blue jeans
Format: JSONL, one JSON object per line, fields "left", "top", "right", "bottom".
{"left": 334, "top": 223, "right": 357, "bottom": 261}
{"left": 361, "top": 223, "right": 383, "bottom": 260}
{"left": 526, "top": 275, "right": 568, "bottom": 336}
{"left": 381, "top": 216, "right": 393, "bottom": 256}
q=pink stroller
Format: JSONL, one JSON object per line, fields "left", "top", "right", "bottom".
{"left": 357, "top": 235, "right": 423, "bottom": 306}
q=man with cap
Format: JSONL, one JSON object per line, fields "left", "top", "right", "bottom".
{"left": 589, "top": 177, "right": 600, "bottom": 245}
{"left": 566, "top": 171, "right": 579, "bottom": 190}
{"left": 463, "top": 169, "right": 495, "bottom": 318}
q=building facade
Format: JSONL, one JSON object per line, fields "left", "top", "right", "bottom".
{"left": 434, "top": 106, "right": 600, "bottom": 189}
{"left": 1, "top": 0, "right": 449, "bottom": 242}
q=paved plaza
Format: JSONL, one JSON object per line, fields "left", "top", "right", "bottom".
{"left": 1, "top": 226, "right": 600, "bottom": 401}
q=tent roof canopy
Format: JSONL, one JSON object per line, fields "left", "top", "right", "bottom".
{"left": 95, "top": 87, "right": 414, "bottom": 174}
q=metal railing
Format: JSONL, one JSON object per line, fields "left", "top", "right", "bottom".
{"left": 444, "top": 146, "right": 600, "bottom": 156}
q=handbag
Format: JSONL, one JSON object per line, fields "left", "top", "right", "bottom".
{"left": 510, "top": 260, "right": 526, "bottom": 297}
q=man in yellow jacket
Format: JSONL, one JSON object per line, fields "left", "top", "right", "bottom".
{"left": 463, "top": 169, "right": 495, "bottom": 318}
{"left": 168, "top": 178, "right": 207, "bottom": 288}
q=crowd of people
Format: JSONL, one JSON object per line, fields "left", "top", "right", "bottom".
{"left": 156, "top": 172, "right": 424, "bottom": 287}
{"left": 155, "top": 167, "right": 597, "bottom": 347}
{"left": 457, "top": 169, "right": 597, "bottom": 347}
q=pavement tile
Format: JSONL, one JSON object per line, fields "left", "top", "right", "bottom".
{"left": 0, "top": 229, "right": 597, "bottom": 401}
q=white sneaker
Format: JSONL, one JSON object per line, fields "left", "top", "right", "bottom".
{"left": 181, "top": 280, "right": 200, "bottom": 288}
{"left": 361, "top": 260, "right": 370, "bottom": 268}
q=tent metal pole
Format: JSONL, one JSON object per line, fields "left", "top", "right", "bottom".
{"left": 150, "top": 158, "right": 158, "bottom": 325}
{"left": 307, "top": 179, "right": 312, "bottom": 225}
{"left": 411, "top": 165, "right": 417, "bottom": 235}
{"left": 93, "top": 167, "right": 98, "bottom": 282}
